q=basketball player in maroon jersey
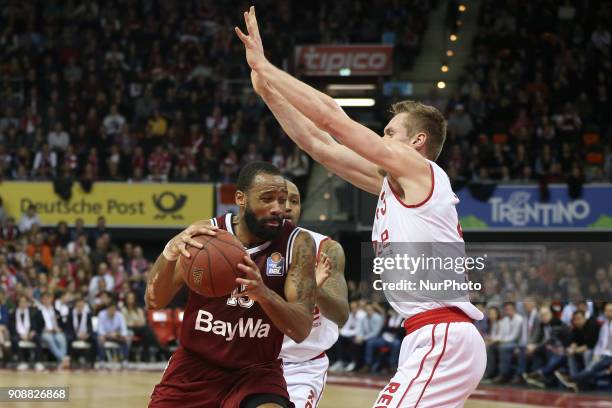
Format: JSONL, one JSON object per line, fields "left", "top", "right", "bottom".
{"left": 146, "top": 162, "right": 316, "bottom": 408}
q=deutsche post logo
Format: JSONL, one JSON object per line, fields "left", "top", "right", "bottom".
{"left": 153, "top": 192, "right": 187, "bottom": 220}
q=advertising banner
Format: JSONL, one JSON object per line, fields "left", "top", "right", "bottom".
{"left": 0, "top": 182, "right": 214, "bottom": 228}
{"left": 457, "top": 184, "right": 612, "bottom": 230}
{"left": 294, "top": 44, "right": 394, "bottom": 76}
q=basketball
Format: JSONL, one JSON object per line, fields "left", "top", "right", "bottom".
{"left": 179, "top": 230, "right": 247, "bottom": 297}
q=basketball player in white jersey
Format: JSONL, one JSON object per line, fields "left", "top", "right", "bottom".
{"left": 281, "top": 180, "right": 349, "bottom": 408}
{"left": 237, "top": 7, "right": 486, "bottom": 407}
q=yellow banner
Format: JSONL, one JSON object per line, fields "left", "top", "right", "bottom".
{"left": 0, "top": 182, "right": 214, "bottom": 227}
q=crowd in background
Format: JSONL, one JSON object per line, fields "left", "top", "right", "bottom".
{"left": 434, "top": 0, "right": 612, "bottom": 184}
{"left": 0, "top": 0, "right": 432, "bottom": 188}
{"left": 0, "top": 210, "right": 164, "bottom": 369}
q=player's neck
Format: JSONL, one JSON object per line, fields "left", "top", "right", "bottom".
{"left": 233, "top": 217, "right": 268, "bottom": 248}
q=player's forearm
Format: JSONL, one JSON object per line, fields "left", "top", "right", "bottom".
{"left": 316, "top": 242, "right": 349, "bottom": 326}
{"left": 260, "top": 85, "right": 331, "bottom": 160}
{"left": 258, "top": 61, "right": 343, "bottom": 134}
{"left": 145, "top": 255, "right": 181, "bottom": 309}
{"left": 258, "top": 290, "right": 313, "bottom": 343}
{"left": 316, "top": 286, "right": 349, "bottom": 326}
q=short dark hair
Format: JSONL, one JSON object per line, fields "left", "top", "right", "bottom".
{"left": 237, "top": 161, "right": 281, "bottom": 192}
{"left": 572, "top": 310, "right": 585, "bottom": 319}
{"left": 503, "top": 302, "right": 516, "bottom": 309}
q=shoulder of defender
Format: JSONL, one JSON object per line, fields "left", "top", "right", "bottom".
{"left": 320, "top": 238, "right": 344, "bottom": 258}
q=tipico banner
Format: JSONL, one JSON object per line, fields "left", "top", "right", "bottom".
{"left": 0, "top": 182, "right": 214, "bottom": 228}
{"left": 457, "top": 184, "right": 612, "bottom": 230}
{"left": 294, "top": 44, "right": 394, "bottom": 76}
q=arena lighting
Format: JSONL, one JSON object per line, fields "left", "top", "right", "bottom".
{"left": 319, "top": 214, "right": 327, "bottom": 221}
{"left": 323, "top": 192, "right": 331, "bottom": 199}
{"left": 447, "top": 50, "right": 455, "bottom": 57}
{"left": 441, "top": 65, "right": 449, "bottom": 72}
{"left": 459, "top": 4, "right": 467, "bottom": 12}
{"left": 333, "top": 98, "right": 376, "bottom": 107}
{"left": 437, "top": 81, "right": 446, "bottom": 89}
{"left": 450, "top": 34, "right": 458, "bottom": 42}
{"left": 327, "top": 84, "right": 376, "bottom": 91}
{"left": 339, "top": 68, "right": 351, "bottom": 76}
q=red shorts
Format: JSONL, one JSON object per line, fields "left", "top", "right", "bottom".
{"left": 149, "top": 346, "right": 292, "bottom": 408}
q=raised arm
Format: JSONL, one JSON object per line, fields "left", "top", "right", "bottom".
{"left": 236, "top": 230, "right": 316, "bottom": 343}
{"left": 236, "top": 7, "right": 429, "bottom": 181}
{"left": 252, "top": 72, "right": 381, "bottom": 194}
{"left": 315, "top": 239, "right": 349, "bottom": 326}
{"left": 145, "top": 221, "right": 218, "bottom": 310}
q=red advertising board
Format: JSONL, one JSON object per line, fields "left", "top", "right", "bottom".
{"left": 294, "top": 45, "right": 394, "bottom": 76}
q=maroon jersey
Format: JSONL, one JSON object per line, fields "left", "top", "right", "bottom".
{"left": 179, "top": 212, "right": 300, "bottom": 369}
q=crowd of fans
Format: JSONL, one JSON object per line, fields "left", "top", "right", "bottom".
{"left": 0, "top": 209, "right": 164, "bottom": 369}
{"left": 0, "top": 0, "right": 433, "bottom": 189}
{"left": 434, "top": 0, "right": 612, "bottom": 184}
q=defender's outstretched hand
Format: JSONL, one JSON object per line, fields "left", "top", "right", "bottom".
{"left": 235, "top": 6, "right": 267, "bottom": 70}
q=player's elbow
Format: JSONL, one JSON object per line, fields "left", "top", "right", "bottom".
{"left": 337, "top": 304, "right": 350, "bottom": 327}
{"left": 290, "top": 316, "right": 314, "bottom": 343}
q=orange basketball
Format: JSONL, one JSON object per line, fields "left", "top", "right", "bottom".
{"left": 179, "top": 230, "right": 247, "bottom": 297}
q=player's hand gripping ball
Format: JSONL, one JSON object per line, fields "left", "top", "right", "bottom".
{"left": 179, "top": 230, "right": 248, "bottom": 297}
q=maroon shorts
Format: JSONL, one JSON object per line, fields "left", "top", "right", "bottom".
{"left": 149, "top": 346, "right": 292, "bottom": 408}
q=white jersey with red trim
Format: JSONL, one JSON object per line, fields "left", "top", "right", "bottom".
{"left": 371, "top": 160, "right": 483, "bottom": 321}
{"left": 279, "top": 229, "right": 340, "bottom": 363}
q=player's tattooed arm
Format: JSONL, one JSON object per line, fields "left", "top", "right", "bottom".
{"left": 316, "top": 240, "right": 349, "bottom": 326}
{"left": 255, "top": 230, "right": 316, "bottom": 343}
{"left": 145, "top": 220, "right": 217, "bottom": 310}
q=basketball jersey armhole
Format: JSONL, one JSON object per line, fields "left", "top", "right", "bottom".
{"left": 387, "top": 163, "right": 435, "bottom": 208}
{"left": 284, "top": 228, "right": 302, "bottom": 272}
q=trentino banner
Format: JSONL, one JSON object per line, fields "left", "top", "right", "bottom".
{"left": 457, "top": 184, "right": 612, "bottom": 230}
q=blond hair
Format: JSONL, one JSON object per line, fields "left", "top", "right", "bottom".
{"left": 390, "top": 100, "right": 447, "bottom": 160}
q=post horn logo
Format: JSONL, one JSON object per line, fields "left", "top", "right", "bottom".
{"left": 152, "top": 192, "right": 187, "bottom": 220}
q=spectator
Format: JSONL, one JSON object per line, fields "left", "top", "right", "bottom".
{"left": 103, "top": 105, "right": 126, "bottom": 140}
{"left": 522, "top": 306, "right": 571, "bottom": 388}
{"left": 446, "top": 104, "right": 474, "bottom": 138}
{"left": 0, "top": 289, "right": 9, "bottom": 361}
{"left": 18, "top": 204, "right": 41, "bottom": 233}
{"left": 66, "top": 297, "right": 96, "bottom": 367}
{"left": 47, "top": 122, "right": 70, "bottom": 152}
{"left": 359, "top": 308, "right": 403, "bottom": 373}
{"left": 206, "top": 106, "right": 228, "bottom": 133}
{"left": 92, "top": 216, "right": 110, "bottom": 243}
{"left": 330, "top": 301, "right": 364, "bottom": 372}
{"left": 560, "top": 310, "right": 600, "bottom": 383}
{"left": 9, "top": 296, "right": 44, "bottom": 371}
{"left": 349, "top": 303, "right": 384, "bottom": 372}
{"left": 32, "top": 144, "right": 58, "bottom": 179}
{"left": 38, "top": 292, "right": 70, "bottom": 369}
{"left": 89, "top": 262, "right": 115, "bottom": 303}
{"left": 0, "top": 196, "right": 7, "bottom": 225}
{"left": 271, "top": 146, "right": 286, "bottom": 173}
{"left": 97, "top": 301, "right": 130, "bottom": 366}
{"left": 484, "top": 306, "right": 502, "bottom": 379}
{"left": 121, "top": 292, "right": 160, "bottom": 362}
{"left": 285, "top": 146, "right": 310, "bottom": 198}
{"left": 492, "top": 302, "right": 524, "bottom": 383}
{"left": 556, "top": 303, "right": 612, "bottom": 391}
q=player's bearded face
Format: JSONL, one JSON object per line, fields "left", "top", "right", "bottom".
{"left": 244, "top": 201, "right": 283, "bottom": 241}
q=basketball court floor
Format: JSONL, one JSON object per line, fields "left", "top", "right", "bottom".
{"left": 1, "top": 370, "right": 610, "bottom": 407}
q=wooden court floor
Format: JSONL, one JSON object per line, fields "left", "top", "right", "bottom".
{"left": 0, "top": 370, "right": 608, "bottom": 407}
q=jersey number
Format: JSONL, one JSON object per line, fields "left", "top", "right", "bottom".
{"left": 226, "top": 284, "right": 254, "bottom": 308}
{"left": 376, "top": 191, "right": 387, "bottom": 220}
